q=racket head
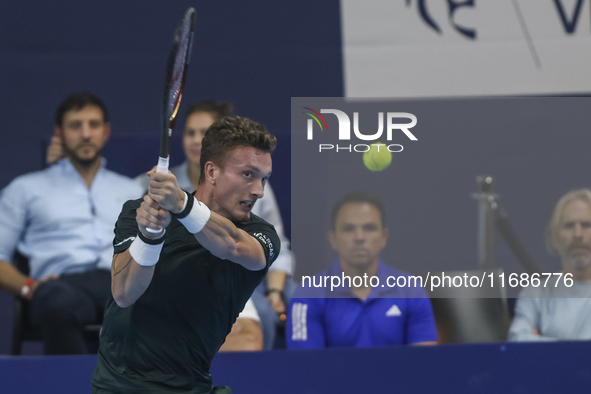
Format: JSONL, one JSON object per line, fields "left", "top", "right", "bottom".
{"left": 160, "top": 7, "right": 196, "bottom": 160}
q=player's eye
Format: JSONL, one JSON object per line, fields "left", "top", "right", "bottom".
{"left": 244, "top": 172, "right": 252, "bottom": 178}
{"left": 89, "top": 120, "right": 102, "bottom": 129}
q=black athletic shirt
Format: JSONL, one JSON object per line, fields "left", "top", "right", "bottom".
{"left": 91, "top": 197, "right": 280, "bottom": 393}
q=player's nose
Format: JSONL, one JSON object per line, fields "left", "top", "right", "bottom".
{"left": 251, "top": 179, "right": 264, "bottom": 199}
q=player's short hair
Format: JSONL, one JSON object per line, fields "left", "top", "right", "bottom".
{"left": 331, "top": 192, "right": 387, "bottom": 229}
{"left": 199, "top": 116, "right": 277, "bottom": 184}
{"left": 546, "top": 188, "right": 591, "bottom": 254}
{"left": 185, "top": 100, "right": 234, "bottom": 122}
{"left": 55, "top": 92, "right": 109, "bottom": 127}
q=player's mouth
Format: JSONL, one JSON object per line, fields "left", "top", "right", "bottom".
{"left": 239, "top": 200, "right": 256, "bottom": 211}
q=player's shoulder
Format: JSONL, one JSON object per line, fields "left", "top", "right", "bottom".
{"left": 244, "top": 212, "right": 274, "bottom": 227}
{"left": 240, "top": 213, "right": 279, "bottom": 236}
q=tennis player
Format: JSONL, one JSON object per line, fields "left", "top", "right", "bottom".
{"left": 91, "top": 116, "right": 280, "bottom": 394}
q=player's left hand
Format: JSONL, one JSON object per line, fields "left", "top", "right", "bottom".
{"left": 137, "top": 194, "right": 172, "bottom": 237}
{"left": 147, "top": 167, "right": 185, "bottom": 214}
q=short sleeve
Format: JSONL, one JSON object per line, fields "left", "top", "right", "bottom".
{"left": 112, "top": 199, "right": 142, "bottom": 255}
{"left": 406, "top": 297, "right": 438, "bottom": 344}
{"left": 244, "top": 221, "right": 281, "bottom": 269}
{"left": 286, "top": 295, "right": 326, "bottom": 349}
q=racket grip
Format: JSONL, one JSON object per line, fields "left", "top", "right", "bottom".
{"left": 146, "top": 156, "right": 170, "bottom": 233}
{"left": 156, "top": 156, "right": 169, "bottom": 173}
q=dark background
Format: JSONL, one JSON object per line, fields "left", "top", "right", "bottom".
{"left": 0, "top": 0, "right": 342, "bottom": 354}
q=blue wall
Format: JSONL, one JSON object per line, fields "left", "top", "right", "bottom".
{"left": 1, "top": 342, "right": 589, "bottom": 393}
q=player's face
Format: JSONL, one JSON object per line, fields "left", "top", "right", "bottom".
{"left": 556, "top": 199, "right": 591, "bottom": 271}
{"left": 211, "top": 146, "right": 272, "bottom": 222}
{"left": 183, "top": 112, "right": 215, "bottom": 165}
{"left": 329, "top": 202, "right": 388, "bottom": 271}
{"left": 56, "top": 105, "right": 110, "bottom": 167}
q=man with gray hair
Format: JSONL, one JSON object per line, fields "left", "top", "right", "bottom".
{"left": 509, "top": 189, "right": 591, "bottom": 341}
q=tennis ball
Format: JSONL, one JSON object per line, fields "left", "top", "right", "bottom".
{"left": 363, "top": 143, "right": 392, "bottom": 171}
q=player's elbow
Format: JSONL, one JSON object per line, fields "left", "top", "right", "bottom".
{"left": 112, "top": 285, "right": 135, "bottom": 308}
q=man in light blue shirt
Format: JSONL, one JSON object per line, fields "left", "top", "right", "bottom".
{"left": 0, "top": 92, "right": 143, "bottom": 354}
{"left": 509, "top": 189, "right": 591, "bottom": 341}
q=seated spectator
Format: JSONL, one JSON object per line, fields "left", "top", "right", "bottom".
{"left": 0, "top": 92, "right": 143, "bottom": 354}
{"left": 509, "top": 189, "right": 591, "bottom": 341}
{"left": 287, "top": 192, "right": 437, "bottom": 349}
{"left": 136, "top": 100, "right": 293, "bottom": 349}
{"left": 219, "top": 298, "right": 263, "bottom": 352}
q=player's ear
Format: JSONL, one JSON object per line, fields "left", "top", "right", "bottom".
{"left": 54, "top": 125, "right": 62, "bottom": 137}
{"left": 204, "top": 161, "right": 218, "bottom": 184}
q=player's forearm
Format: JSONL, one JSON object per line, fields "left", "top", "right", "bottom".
{"left": 111, "top": 250, "right": 155, "bottom": 308}
{"left": 0, "top": 260, "right": 29, "bottom": 295}
{"left": 195, "top": 212, "right": 266, "bottom": 271}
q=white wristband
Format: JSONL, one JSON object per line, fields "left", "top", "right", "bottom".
{"left": 178, "top": 196, "right": 211, "bottom": 234}
{"left": 129, "top": 233, "right": 165, "bottom": 267}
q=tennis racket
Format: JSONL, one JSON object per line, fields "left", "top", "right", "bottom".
{"left": 148, "top": 7, "right": 196, "bottom": 233}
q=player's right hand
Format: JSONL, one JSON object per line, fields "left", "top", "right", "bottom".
{"left": 136, "top": 194, "right": 172, "bottom": 238}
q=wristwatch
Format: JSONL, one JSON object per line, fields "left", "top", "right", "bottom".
{"left": 20, "top": 277, "right": 35, "bottom": 299}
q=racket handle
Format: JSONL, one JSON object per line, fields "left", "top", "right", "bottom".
{"left": 146, "top": 156, "right": 171, "bottom": 233}
{"left": 156, "top": 156, "right": 169, "bottom": 173}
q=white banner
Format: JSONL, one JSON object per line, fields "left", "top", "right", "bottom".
{"left": 342, "top": 0, "right": 591, "bottom": 97}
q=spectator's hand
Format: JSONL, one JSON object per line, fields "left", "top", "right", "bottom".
{"left": 147, "top": 167, "right": 185, "bottom": 214}
{"left": 29, "top": 274, "right": 60, "bottom": 299}
{"left": 46, "top": 136, "right": 64, "bottom": 165}
{"left": 266, "top": 291, "right": 286, "bottom": 315}
{"left": 136, "top": 194, "right": 171, "bottom": 237}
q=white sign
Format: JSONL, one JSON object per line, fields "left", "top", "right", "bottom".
{"left": 341, "top": 0, "right": 591, "bottom": 97}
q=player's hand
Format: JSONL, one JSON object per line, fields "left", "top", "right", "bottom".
{"left": 147, "top": 167, "right": 185, "bottom": 214}
{"left": 136, "top": 194, "right": 172, "bottom": 237}
{"left": 46, "top": 136, "right": 64, "bottom": 165}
